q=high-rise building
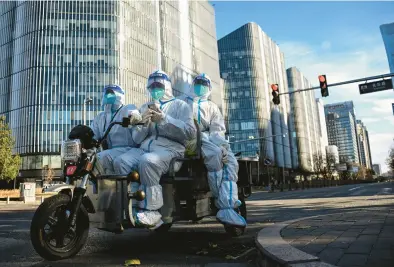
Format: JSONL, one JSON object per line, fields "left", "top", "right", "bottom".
{"left": 380, "top": 22, "right": 394, "bottom": 83}
{"left": 0, "top": 0, "right": 221, "bottom": 180}
{"left": 324, "top": 101, "right": 360, "bottom": 164}
{"left": 372, "top": 164, "right": 381, "bottom": 176}
{"left": 356, "top": 120, "right": 373, "bottom": 169}
{"left": 287, "top": 67, "right": 322, "bottom": 172}
{"left": 316, "top": 98, "right": 329, "bottom": 159}
{"left": 218, "top": 22, "right": 294, "bottom": 173}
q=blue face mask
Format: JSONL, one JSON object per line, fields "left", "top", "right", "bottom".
{"left": 194, "top": 85, "right": 209, "bottom": 97}
{"left": 150, "top": 88, "right": 165, "bottom": 100}
{"left": 103, "top": 93, "right": 116, "bottom": 105}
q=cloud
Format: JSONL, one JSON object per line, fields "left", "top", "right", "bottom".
{"left": 278, "top": 32, "right": 393, "bottom": 172}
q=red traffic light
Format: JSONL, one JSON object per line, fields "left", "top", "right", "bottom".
{"left": 318, "top": 75, "right": 326, "bottom": 83}
{"left": 271, "top": 84, "right": 278, "bottom": 91}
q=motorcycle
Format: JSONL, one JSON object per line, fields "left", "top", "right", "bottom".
{"left": 30, "top": 115, "right": 257, "bottom": 261}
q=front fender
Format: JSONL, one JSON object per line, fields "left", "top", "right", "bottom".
{"left": 46, "top": 185, "right": 95, "bottom": 214}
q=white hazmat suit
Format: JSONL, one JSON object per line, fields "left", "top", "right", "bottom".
{"left": 90, "top": 85, "right": 140, "bottom": 175}
{"left": 182, "top": 73, "right": 246, "bottom": 227}
{"left": 113, "top": 70, "right": 196, "bottom": 227}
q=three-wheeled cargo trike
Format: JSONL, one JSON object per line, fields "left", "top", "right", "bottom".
{"left": 30, "top": 116, "right": 258, "bottom": 261}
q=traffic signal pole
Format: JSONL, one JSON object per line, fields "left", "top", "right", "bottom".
{"left": 278, "top": 72, "right": 394, "bottom": 96}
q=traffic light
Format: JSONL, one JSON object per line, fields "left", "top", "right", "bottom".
{"left": 271, "top": 84, "right": 280, "bottom": 105}
{"left": 319, "top": 75, "right": 329, "bottom": 97}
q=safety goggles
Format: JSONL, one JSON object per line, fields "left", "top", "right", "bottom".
{"left": 147, "top": 81, "right": 165, "bottom": 90}
{"left": 194, "top": 77, "right": 211, "bottom": 87}
{"left": 104, "top": 89, "right": 115, "bottom": 95}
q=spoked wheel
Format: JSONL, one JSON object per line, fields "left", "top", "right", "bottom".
{"left": 30, "top": 194, "right": 89, "bottom": 261}
{"left": 224, "top": 194, "right": 247, "bottom": 237}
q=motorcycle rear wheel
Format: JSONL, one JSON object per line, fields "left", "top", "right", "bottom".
{"left": 30, "top": 194, "right": 89, "bottom": 261}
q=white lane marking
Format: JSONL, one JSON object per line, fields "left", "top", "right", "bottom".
{"left": 350, "top": 189, "right": 367, "bottom": 196}
{"left": 375, "top": 188, "right": 393, "bottom": 195}
{"left": 349, "top": 186, "right": 364, "bottom": 191}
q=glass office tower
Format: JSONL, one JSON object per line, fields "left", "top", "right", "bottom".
{"left": 324, "top": 101, "right": 360, "bottom": 164}
{"left": 218, "top": 22, "right": 294, "bottom": 170}
{"left": 0, "top": 0, "right": 221, "bottom": 180}
{"left": 287, "top": 67, "right": 322, "bottom": 172}
{"left": 356, "top": 120, "right": 373, "bottom": 169}
{"left": 380, "top": 22, "right": 394, "bottom": 84}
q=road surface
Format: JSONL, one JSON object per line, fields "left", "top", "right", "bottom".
{"left": 0, "top": 181, "right": 393, "bottom": 267}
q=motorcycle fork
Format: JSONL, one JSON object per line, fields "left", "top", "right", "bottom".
{"left": 68, "top": 155, "right": 95, "bottom": 229}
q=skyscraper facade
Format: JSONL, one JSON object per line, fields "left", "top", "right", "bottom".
{"left": 0, "top": 0, "right": 221, "bottom": 180}
{"left": 380, "top": 22, "right": 394, "bottom": 83}
{"left": 356, "top": 120, "right": 373, "bottom": 169}
{"left": 218, "top": 22, "right": 294, "bottom": 171}
{"left": 324, "top": 101, "right": 360, "bottom": 164}
{"left": 287, "top": 67, "right": 322, "bottom": 172}
{"left": 372, "top": 164, "right": 381, "bottom": 176}
{"left": 316, "top": 98, "right": 329, "bottom": 159}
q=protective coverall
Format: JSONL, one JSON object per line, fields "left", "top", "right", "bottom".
{"left": 90, "top": 85, "right": 140, "bottom": 175}
{"left": 113, "top": 70, "right": 196, "bottom": 227}
{"left": 182, "top": 73, "right": 246, "bottom": 227}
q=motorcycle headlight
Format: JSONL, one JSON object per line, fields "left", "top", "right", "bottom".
{"left": 61, "top": 139, "right": 82, "bottom": 162}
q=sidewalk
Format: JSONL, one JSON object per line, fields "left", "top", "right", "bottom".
{"left": 281, "top": 210, "right": 394, "bottom": 267}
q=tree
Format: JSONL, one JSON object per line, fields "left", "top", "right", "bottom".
{"left": 0, "top": 116, "right": 21, "bottom": 182}
{"left": 387, "top": 148, "right": 394, "bottom": 173}
{"left": 365, "top": 169, "right": 375, "bottom": 179}
{"left": 355, "top": 165, "right": 366, "bottom": 180}
{"left": 312, "top": 152, "right": 325, "bottom": 179}
{"left": 323, "top": 153, "right": 337, "bottom": 180}
{"left": 339, "top": 170, "right": 351, "bottom": 180}
{"left": 43, "top": 165, "right": 55, "bottom": 184}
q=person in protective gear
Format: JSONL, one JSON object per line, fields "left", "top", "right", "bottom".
{"left": 182, "top": 73, "right": 246, "bottom": 228}
{"left": 113, "top": 70, "right": 196, "bottom": 228}
{"left": 90, "top": 85, "right": 142, "bottom": 175}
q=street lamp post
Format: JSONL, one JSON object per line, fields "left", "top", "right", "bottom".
{"left": 83, "top": 97, "right": 93, "bottom": 125}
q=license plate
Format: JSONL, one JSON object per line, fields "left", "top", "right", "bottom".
{"left": 66, "top": 166, "right": 77, "bottom": 176}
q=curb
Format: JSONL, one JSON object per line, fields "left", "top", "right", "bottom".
{"left": 255, "top": 214, "right": 338, "bottom": 267}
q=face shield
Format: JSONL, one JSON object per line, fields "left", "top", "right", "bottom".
{"left": 101, "top": 85, "right": 125, "bottom": 107}
{"left": 146, "top": 70, "right": 173, "bottom": 101}
{"left": 191, "top": 74, "right": 212, "bottom": 99}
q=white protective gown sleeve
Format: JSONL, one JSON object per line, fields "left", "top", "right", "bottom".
{"left": 184, "top": 97, "right": 246, "bottom": 227}
{"left": 91, "top": 104, "right": 139, "bottom": 175}
{"left": 113, "top": 99, "right": 196, "bottom": 226}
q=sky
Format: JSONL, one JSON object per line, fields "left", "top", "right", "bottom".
{"left": 212, "top": 1, "right": 394, "bottom": 173}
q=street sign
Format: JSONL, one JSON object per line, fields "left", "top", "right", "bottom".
{"left": 264, "top": 158, "right": 272, "bottom": 166}
{"left": 359, "top": 79, "right": 393, "bottom": 95}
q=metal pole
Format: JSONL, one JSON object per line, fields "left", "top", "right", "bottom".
{"left": 279, "top": 72, "right": 394, "bottom": 96}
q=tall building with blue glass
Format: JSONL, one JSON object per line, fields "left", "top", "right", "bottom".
{"left": 380, "top": 22, "right": 394, "bottom": 83}
{"left": 218, "top": 22, "right": 295, "bottom": 176}
{"left": 0, "top": 0, "right": 221, "bottom": 180}
{"left": 324, "top": 101, "right": 360, "bottom": 164}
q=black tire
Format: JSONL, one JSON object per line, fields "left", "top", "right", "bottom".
{"left": 224, "top": 194, "right": 247, "bottom": 237}
{"left": 30, "top": 194, "right": 89, "bottom": 261}
{"left": 154, "top": 223, "right": 172, "bottom": 233}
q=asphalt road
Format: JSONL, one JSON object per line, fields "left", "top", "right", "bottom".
{"left": 0, "top": 181, "right": 393, "bottom": 267}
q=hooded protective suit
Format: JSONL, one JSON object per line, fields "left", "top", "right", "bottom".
{"left": 113, "top": 70, "right": 196, "bottom": 227}
{"left": 90, "top": 85, "right": 140, "bottom": 175}
{"left": 182, "top": 73, "right": 246, "bottom": 227}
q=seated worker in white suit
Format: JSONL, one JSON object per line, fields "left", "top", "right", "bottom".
{"left": 113, "top": 70, "right": 196, "bottom": 228}
{"left": 90, "top": 84, "right": 141, "bottom": 175}
{"left": 181, "top": 73, "right": 246, "bottom": 228}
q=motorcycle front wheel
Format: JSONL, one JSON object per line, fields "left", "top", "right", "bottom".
{"left": 30, "top": 194, "right": 89, "bottom": 261}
